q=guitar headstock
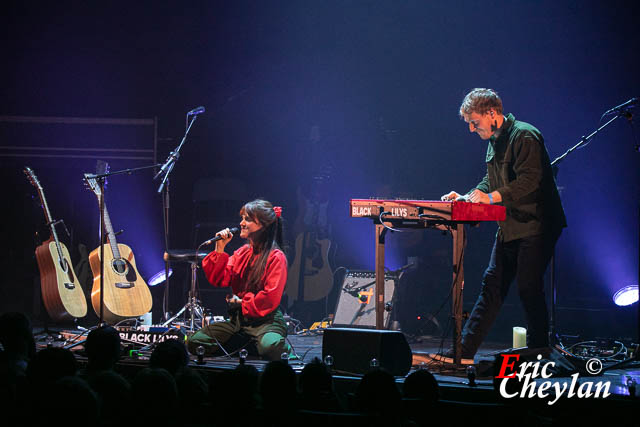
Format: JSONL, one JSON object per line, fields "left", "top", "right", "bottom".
{"left": 23, "top": 166, "right": 42, "bottom": 190}
{"left": 84, "top": 160, "right": 110, "bottom": 198}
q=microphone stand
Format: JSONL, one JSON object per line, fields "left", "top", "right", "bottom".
{"left": 155, "top": 111, "right": 201, "bottom": 322}
{"left": 551, "top": 112, "right": 626, "bottom": 166}
{"left": 602, "top": 109, "right": 640, "bottom": 373}
{"left": 549, "top": 106, "right": 635, "bottom": 348}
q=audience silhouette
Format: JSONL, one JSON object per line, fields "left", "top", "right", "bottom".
{"left": 82, "top": 324, "right": 121, "bottom": 374}
{"left": 149, "top": 338, "right": 189, "bottom": 376}
{"left": 2, "top": 310, "right": 631, "bottom": 426}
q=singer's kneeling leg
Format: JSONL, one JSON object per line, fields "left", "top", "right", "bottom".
{"left": 243, "top": 309, "right": 291, "bottom": 361}
{"left": 187, "top": 319, "right": 243, "bottom": 356}
{"left": 256, "top": 332, "right": 291, "bottom": 361}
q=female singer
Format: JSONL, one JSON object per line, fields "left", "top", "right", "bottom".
{"left": 187, "top": 199, "right": 291, "bottom": 361}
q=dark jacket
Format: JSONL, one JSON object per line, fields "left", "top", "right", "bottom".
{"left": 469, "top": 113, "right": 567, "bottom": 242}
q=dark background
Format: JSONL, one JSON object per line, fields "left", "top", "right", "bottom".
{"left": 1, "top": 1, "right": 638, "bottom": 342}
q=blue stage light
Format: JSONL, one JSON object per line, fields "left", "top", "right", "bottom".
{"left": 148, "top": 268, "right": 173, "bottom": 287}
{"left": 613, "top": 285, "right": 639, "bottom": 307}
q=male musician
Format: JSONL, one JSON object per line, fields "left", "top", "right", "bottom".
{"left": 440, "top": 88, "right": 566, "bottom": 362}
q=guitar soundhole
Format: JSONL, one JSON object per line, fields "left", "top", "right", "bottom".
{"left": 112, "top": 258, "right": 128, "bottom": 275}
{"left": 59, "top": 258, "right": 69, "bottom": 274}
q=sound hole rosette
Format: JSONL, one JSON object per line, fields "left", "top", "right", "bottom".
{"left": 111, "top": 258, "right": 129, "bottom": 275}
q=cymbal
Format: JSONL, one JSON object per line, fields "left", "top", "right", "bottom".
{"left": 163, "top": 249, "right": 210, "bottom": 263}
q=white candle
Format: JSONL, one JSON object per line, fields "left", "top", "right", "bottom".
{"left": 513, "top": 327, "right": 527, "bottom": 348}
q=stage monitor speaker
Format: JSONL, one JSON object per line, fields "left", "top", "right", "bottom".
{"left": 322, "top": 328, "right": 412, "bottom": 376}
{"left": 333, "top": 270, "right": 397, "bottom": 329}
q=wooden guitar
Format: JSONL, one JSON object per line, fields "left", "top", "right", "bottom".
{"left": 24, "top": 167, "right": 88, "bottom": 321}
{"left": 285, "top": 229, "right": 333, "bottom": 303}
{"left": 285, "top": 126, "right": 334, "bottom": 306}
{"left": 84, "top": 163, "right": 152, "bottom": 323}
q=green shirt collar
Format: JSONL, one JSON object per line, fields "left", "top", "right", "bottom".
{"left": 490, "top": 113, "right": 515, "bottom": 144}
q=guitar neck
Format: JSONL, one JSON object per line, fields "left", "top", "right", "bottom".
{"left": 101, "top": 206, "right": 121, "bottom": 259}
{"left": 85, "top": 168, "right": 121, "bottom": 259}
{"left": 36, "top": 186, "right": 65, "bottom": 260}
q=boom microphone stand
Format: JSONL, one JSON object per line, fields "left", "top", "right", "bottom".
{"left": 549, "top": 98, "right": 638, "bottom": 350}
{"left": 602, "top": 104, "right": 640, "bottom": 372}
{"left": 154, "top": 106, "right": 205, "bottom": 322}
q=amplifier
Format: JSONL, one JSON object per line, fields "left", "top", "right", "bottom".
{"left": 333, "top": 270, "right": 398, "bottom": 329}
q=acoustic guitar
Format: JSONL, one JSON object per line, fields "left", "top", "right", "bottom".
{"left": 285, "top": 126, "right": 334, "bottom": 306}
{"left": 84, "top": 163, "right": 152, "bottom": 323}
{"left": 24, "top": 167, "right": 88, "bottom": 321}
{"left": 285, "top": 227, "right": 333, "bottom": 303}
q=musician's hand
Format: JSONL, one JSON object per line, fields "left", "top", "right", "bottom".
{"left": 468, "top": 189, "right": 501, "bottom": 204}
{"left": 226, "top": 294, "right": 242, "bottom": 309}
{"left": 441, "top": 191, "right": 462, "bottom": 201}
{"left": 215, "top": 228, "right": 234, "bottom": 252}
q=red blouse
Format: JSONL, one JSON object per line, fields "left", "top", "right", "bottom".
{"left": 201, "top": 244, "right": 287, "bottom": 319}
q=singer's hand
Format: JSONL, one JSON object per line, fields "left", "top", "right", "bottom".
{"left": 441, "top": 191, "right": 462, "bottom": 201}
{"left": 226, "top": 294, "right": 242, "bottom": 309}
{"left": 215, "top": 228, "right": 234, "bottom": 252}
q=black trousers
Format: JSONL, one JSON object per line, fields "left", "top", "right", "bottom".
{"left": 461, "top": 230, "right": 561, "bottom": 357}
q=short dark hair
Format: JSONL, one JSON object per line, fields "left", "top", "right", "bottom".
{"left": 459, "top": 88, "right": 503, "bottom": 117}
{"left": 85, "top": 325, "right": 121, "bottom": 369}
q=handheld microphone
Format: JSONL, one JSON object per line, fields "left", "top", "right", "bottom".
{"left": 604, "top": 98, "right": 638, "bottom": 115}
{"left": 187, "top": 106, "right": 205, "bottom": 116}
{"left": 203, "top": 227, "right": 239, "bottom": 245}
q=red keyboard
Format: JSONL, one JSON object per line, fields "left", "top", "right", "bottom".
{"left": 349, "top": 199, "right": 506, "bottom": 222}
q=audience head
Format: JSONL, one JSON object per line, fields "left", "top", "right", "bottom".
{"left": 233, "top": 363, "right": 260, "bottom": 406}
{"left": 27, "top": 347, "right": 77, "bottom": 388}
{"left": 132, "top": 367, "right": 179, "bottom": 422}
{"left": 260, "top": 360, "right": 296, "bottom": 412}
{"left": 89, "top": 370, "right": 132, "bottom": 423}
{"left": 299, "top": 357, "right": 333, "bottom": 397}
{"left": 403, "top": 368, "right": 439, "bottom": 403}
{"left": 0, "top": 312, "right": 35, "bottom": 360}
{"left": 84, "top": 325, "right": 121, "bottom": 371}
{"left": 355, "top": 368, "right": 401, "bottom": 414}
{"left": 149, "top": 338, "right": 190, "bottom": 376}
{"left": 41, "top": 376, "right": 99, "bottom": 424}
